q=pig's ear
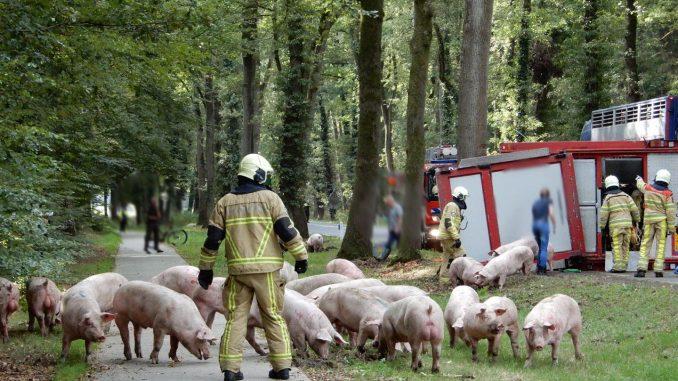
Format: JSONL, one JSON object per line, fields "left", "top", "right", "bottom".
{"left": 101, "top": 312, "right": 116, "bottom": 322}
{"left": 333, "top": 332, "right": 348, "bottom": 346}
{"left": 316, "top": 329, "right": 333, "bottom": 343}
{"left": 523, "top": 321, "right": 535, "bottom": 330}
{"left": 43, "top": 279, "right": 50, "bottom": 287}
{"left": 452, "top": 318, "right": 464, "bottom": 329}
{"left": 494, "top": 308, "right": 507, "bottom": 316}
{"left": 543, "top": 322, "right": 555, "bottom": 330}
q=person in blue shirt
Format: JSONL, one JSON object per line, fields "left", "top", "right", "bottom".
{"left": 532, "top": 188, "right": 556, "bottom": 275}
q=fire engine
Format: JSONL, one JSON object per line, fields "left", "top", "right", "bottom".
{"left": 435, "top": 95, "right": 678, "bottom": 270}
{"left": 422, "top": 145, "right": 457, "bottom": 249}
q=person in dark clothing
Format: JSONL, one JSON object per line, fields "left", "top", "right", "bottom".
{"left": 144, "top": 197, "right": 163, "bottom": 254}
{"left": 119, "top": 211, "right": 128, "bottom": 232}
{"left": 532, "top": 188, "right": 556, "bottom": 275}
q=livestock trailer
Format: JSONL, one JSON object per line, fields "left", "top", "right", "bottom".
{"left": 436, "top": 95, "right": 678, "bottom": 270}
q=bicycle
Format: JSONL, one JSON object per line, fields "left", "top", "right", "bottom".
{"left": 161, "top": 225, "right": 189, "bottom": 246}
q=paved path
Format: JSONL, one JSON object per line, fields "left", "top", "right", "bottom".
{"left": 308, "top": 220, "right": 389, "bottom": 243}
{"left": 94, "top": 231, "right": 308, "bottom": 381}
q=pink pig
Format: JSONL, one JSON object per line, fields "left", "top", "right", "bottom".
{"left": 0, "top": 277, "right": 20, "bottom": 343}
{"left": 26, "top": 277, "right": 62, "bottom": 337}
{"left": 326, "top": 258, "right": 365, "bottom": 279}
{"left": 285, "top": 273, "right": 351, "bottom": 295}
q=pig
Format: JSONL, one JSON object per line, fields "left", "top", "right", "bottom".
{"left": 279, "top": 261, "right": 299, "bottom": 283}
{"left": 326, "top": 258, "right": 365, "bottom": 279}
{"left": 448, "top": 257, "right": 484, "bottom": 287}
{"left": 523, "top": 294, "right": 583, "bottom": 367}
{"left": 285, "top": 273, "right": 351, "bottom": 295}
{"left": 378, "top": 295, "right": 444, "bottom": 373}
{"left": 306, "top": 278, "right": 386, "bottom": 301}
{"left": 247, "top": 289, "right": 347, "bottom": 358}
{"left": 317, "top": 287, "right": 389, "bottom": 352}
{"left": 61, "top": 272, "right": 128, "bottom": 362}
{"left": 151, "top": 265, "right": 226, "bottom": 328}
{"left": 306, "top": 233, "right": 324, "bottom": 252}
{"left": 454, "top": 296, "right": 520, "bottom": 363}
{"left": 112, "top": 281, "right": 215, "bottom": 364}
{"left": 362, "top": 285, "right": 427, "bottom": 303}
{"left": 443, "top": 285, "right": 479, "bottom": 348}
{"left": 26, "top": 277, "right": 62, "bottom": 337}
{"left": 474, "top": 246, "right": 534, "bottom": 290}
{"left": 489, "top": 237, "right": 554, "bottom": 271}
{"left": 0, "top": 277, "right": 20, "bottom": 343}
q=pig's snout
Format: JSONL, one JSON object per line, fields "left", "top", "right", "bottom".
{"left": 534, "top": 344, "right": 544, "bottom": 351}
{"left": 97, "top": 335, "right": 106, "bottom": 343}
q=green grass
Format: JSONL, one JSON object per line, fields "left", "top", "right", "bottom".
{"left": 0, "top": 225, "right": 121, "bottom": 381}
{"left": 174, "top": 229, "right": 678, "bottom": 381}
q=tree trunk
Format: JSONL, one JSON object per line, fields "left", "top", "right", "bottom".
{"left": 382, "top": 100, "right": 394, "bottom": 171}
{"left": 103, "top": 188, "right": 109, "bottom": 218}
{"left": 583, "top": 0, "right": 604, "bottom": 120}
{"left": 194, "top": 90, "right": 208, "bottom": 227}
{"left": 434, "top": 23, "right": 456, "bottom": 143}
{"left": 319, "top": 97, "right": 336, "bottom": 199}
{"left": 337, "top": 0, "right": 384, "bottom": 260}
{"left": 395, "top": 0, "right": 433, "bottom": 263}
{"left": 516, "top": 0, "right": 531, "bottom": 141}
{"left": 110, "top": 183, "right": 119, "bottom": 220}
{"left": 457, "top": 0, "right": 494, "bottom": 159}
{"left": 624, "top": 0, "right": 640, "bottom": 102}
{"left": 201, "top": 74, "right": 220, "bottom": 227}
{"left": 241, "top": 0, "right": 261, "bottom": 156}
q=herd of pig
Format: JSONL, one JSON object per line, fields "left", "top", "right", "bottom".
{"left": 0, "top": 236, "right": 581, "bottom": 374}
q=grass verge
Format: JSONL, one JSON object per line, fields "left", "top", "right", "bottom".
{"left": 174, "top": 229, "right": 678, "bottom": 381}
{"left": 0, "top": 225, "right": 121, "bottom": 381}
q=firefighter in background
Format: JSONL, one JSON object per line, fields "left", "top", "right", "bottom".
{"left": 197, "top": 154, "right": 308, "bottom": 381}
{"left": 437, "top": 186, "right": 468, "bottom": 279}
{"left": 635, "top": 169, "right": 676, "bottom": 278}
{"left": 598, "top": 175, "right": 640, "bottom": 273}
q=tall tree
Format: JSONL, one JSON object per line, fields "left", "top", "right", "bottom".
{"left": 582, "top": 0, "right": 605, "bottom": 119}
{"left": 457, "top": 0, "right": 494, "bottom": 159}
{"left": 624, "top": 0, "right": 640, "bottom": 102}
{"left": 319, "top": 97, "right": 336, "bottom": 199}
{"left": 241, "top": 0, "right": 261, "bottom": 156}
{"left": 396, "top": 0, "right": 434, "bottom": 262}
{"left": 516, "top": 0, "right": 531, "bottom": 141}
{"left": 194, "top": 92, "right": 208, "bottom": 226}
{"left": 338, "top": 0, "right": 384, "bottom": 260}
{"left": 434, "top": 23, "right": 456, "bottom": 143}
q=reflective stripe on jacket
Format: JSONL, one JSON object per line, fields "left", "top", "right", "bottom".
{"left": 199, "top": 189, "right": 307, "bottom": 274}
{"left": 637, "top": 179, "right": 677, "bottom": 226}
{"left": 599, "top": 192, "right": 639, "bottom": 229}
{"left": 438, "top": 201, "right": 461, "bottom": 240}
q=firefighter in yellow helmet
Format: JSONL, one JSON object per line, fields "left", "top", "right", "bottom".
{"left": 437, "top": 186, "right": 468, "bottom": 279}
{"left": 599, "top": 175, "right": 640, "bottom": 273}
{"left": 634, "top": 169, "right": 676, "bottom": 278}
{"left": 197, "top": 153, "right": 308, "bottom": 381}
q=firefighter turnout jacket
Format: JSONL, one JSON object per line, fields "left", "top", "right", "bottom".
{"left": 438, "top": 200, "right": 462, "bottom": 241}
{"left": 636, "top": 178, "right": 676, "bottom": 231}
{"left": 598, "top": 190, "right": 640, "bottom": 230}
{"left": 198, "top": 182, "right": 308, "bottom": 274}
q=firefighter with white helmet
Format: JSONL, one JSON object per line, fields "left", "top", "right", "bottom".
{"left": 599, "top": 175, "right": 640, "bottom": 273}
{"left": 197, "top": 153, "right": 308, "bottom": 380}
{"left": 437, "top": 185, "right": 469, "bottom": 279}
{"left": 634, "top": 169, "right": 676, "bottom": 277}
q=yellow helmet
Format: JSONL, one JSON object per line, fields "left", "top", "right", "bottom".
{"left": 238, "top": 154, "right": 274, "bottom": 184}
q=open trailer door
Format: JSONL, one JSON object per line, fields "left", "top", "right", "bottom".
{"left": 436, "top": 149, "right": 584, "bottom": 266}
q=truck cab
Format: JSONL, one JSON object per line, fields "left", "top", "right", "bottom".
{"left": 422, "top": 146, "right": 457, "bottom": 250}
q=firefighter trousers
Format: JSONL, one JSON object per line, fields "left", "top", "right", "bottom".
{"left": 638, "top": 221, "right": 668, "bottom": 272}
{"left": 439, "top": 239, "right": 465, "bottom": 279}
{"left": 219, "top": 272, "right": 292, "bottom": 373}
{"left": 610, "top": 228, "right": 631, "bottom": 271}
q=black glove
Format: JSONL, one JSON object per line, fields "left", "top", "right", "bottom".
{"left": 453, "top": 239, "right": 461, "bottom": 248}
{"left": 446, "top": 257, "right": 454, "bottom": 269}
{"left": 294, "top": 260, "right": 308, "bottom": 274}
{"left": 198, "top": 269, "right": 213, "bottom": 290}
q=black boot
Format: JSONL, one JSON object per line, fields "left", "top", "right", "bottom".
{"left": 224, "top": 370, "right": 244, "bottom": 381}
{"left": 269, "top": 368, "right": 290, "bottom": 380}
{"left": 608, "top": 269, "right": 625, "bottom": 274}
{"left": 655, "top": 272, "right": 664, "bottom": 278}
{"left": 634, "top": 270, "right": 646, "bottom": 278}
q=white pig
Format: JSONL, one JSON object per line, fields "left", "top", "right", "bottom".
{"left": 523, "top": 294, "right": 583, "bottom": 367}
{"left": 489, "top": 237, "right": 554, "bottom": 270}
{"left": 454, "top": 296, "right": 520, "bottom": 363}
{"left": 362, "top": 285, "right": 427, "bottom": 303}
{"left": 443, "top": 285, "right": 479, "bottom": 348}
{"left": 448, "top": 257, "right": 484, "bottom": 287}
{"left": 26, "top": 277, "right": 62, "bottom": 337}
{"left": 285, "top": 273, "right": 351, "bottom": 295}
{"left": 474, "top": 246, "right": 534, "bottom": 290}
{"left": 112, "top": 281, "right": 215, "bottom": 364}
{"left": 326, "top": 258, "right": 365, "bottom": 279}
{"left": 306, "top": 233, "right": 324, "bottom": 252}
{"left": 378, "top": 295, "right": 444, "bottom": 373}
{"left": 247, "top": 289, "right": 347, "bottom": 358}
{"left": 317, "top": 287, "right": 389, "bottom": 352}
{"left": 279, "top": 261, "right": 299, "bottom": 283}
{"left": 151, "top": 265, "right": 226, "bottom": 328}
{"left": 306, "top": 278, "right": 386, "bottom": 301}
{"left": 61, "top": 272, "right": 128, "bottom": 362}
{"left": 0, "top": 277, "right": 20, "bottom": 343}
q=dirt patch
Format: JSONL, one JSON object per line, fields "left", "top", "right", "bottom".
{"left": 0, "top": 352, "right": 55, "bottom": 381}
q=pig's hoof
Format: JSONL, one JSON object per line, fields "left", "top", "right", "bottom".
{"left": 575, "top": 353, "right": 584, "bottom": 361}
{"left": 135, "top": 351, "right": 143, "bottom": 358}
{"left": 524, "top": 361, "right": 531, "bottom": 368}
{"left": 124, "top": 352, "right": 132, "bottom": 361}
{"left": 551, "top": 359, "right": 558, "bottom": 366}
{"left": 357, "top": 346, "right": 365, "bottom": 354}
{"left": 432, "top": 367, "right": 440, "bottom": 374}
{"left": 472, "top": 357, "right": 478, "bottom": 363}
{"left": 171, "top": 357, "right": 181, "bottom": 363}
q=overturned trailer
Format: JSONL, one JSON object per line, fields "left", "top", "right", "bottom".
{"left": 436, "top": 95, "right": 678, "bottom": 270}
